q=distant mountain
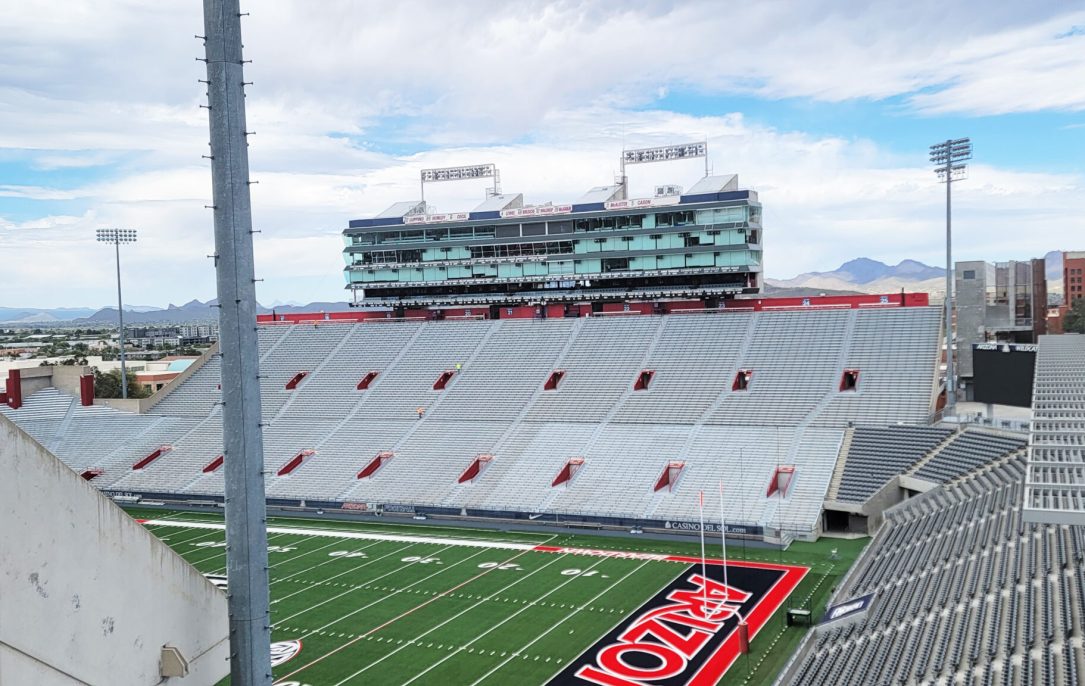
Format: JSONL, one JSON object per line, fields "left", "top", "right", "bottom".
{"left": 767, "top": 258, "right": 947, "bottom": 296}
{"left": 0, "top": 306, "right": 99, "bottom": 324}
{"left": 64, "top": 299, "right": 355, "bottom": 326}
{"left": 772, "top": 258, "right": 945, "bottom": 287}
{"left": 79, "top": 299, "right": 220, "bottom": 325}
{"left": 761, "top": 284, "right": 863, "bottom": 298}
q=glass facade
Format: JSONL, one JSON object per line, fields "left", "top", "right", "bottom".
{"left": 343, "top": 194, "right": 762, "bottom": 304}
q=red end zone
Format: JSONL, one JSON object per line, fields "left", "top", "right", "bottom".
{"left": 534, "top": 545, "right": 807, "bottom": 685}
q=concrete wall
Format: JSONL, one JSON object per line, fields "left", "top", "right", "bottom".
{"left": 11, "top": 365, "right": 56, "bottom": 399}
{"left": 50, "top": 365, "right": 89, "bottom": 398}
{"left": 0, "top": 414, "right": 229, "bottom": 685}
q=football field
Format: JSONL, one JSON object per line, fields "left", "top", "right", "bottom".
{"left": 132, "top": 509, "right": 864, "bottom": 685}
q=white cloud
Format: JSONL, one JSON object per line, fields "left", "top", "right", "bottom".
{"left": 2, "top": 1, "right": 1084, "bottom": 308}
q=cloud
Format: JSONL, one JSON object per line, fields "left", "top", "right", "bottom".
{"left": 2, "top": 1, "right": 1084, "bottom": 308}
{"left": 0, "top": 185, "right": 89, "bottom": 200}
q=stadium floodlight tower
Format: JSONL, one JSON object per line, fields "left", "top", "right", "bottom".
{"left": 930, "top": 137, "right": 972, "bottom": 413}
{"left": 95, "top": 228, "right": 137, "bottom": 399}
{"left": 620, "top": 141, "right": 709, "bottom": 189}
{"left": 419, "top": 163, "right": 500, "bottom": 208}
{"left": 201, "top": 0, "right": 273, "bottom": 683}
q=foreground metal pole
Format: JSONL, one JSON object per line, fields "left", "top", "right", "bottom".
{"left": 944, "top": 171, "right": 955, "bottom": 411}
{"left": 114, "top": 239, "right": 129, "bottom": 399}
{"left": 202, "top": 1, "right": 272, "bottom": 683}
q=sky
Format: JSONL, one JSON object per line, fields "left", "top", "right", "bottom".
{"left": 1, "top": 0, "right": 1084, "bottom": 309}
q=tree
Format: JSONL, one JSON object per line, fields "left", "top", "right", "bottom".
{"left": 1065, "top": 299, "right": 1085, "bottom": 334}
{"left": 92, "top": 367, "right": 150, "bottom": 399}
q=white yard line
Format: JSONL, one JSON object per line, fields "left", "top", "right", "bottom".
{"left": 271, "top": 543, "right": 418, "bottom": 608}
{"left": 187, "top": 531, "right": 294, "bottom": 568}
{"left": 143, "top": 518, "right": 537, "bottom": 551}
{"left": 154, "top": 525, "right": 227, "bottom": 550}
{"left": 264, "top": 515, "right": 554, "bottom": 544}
{"left": 286, "top": 545, "right": 488, "bottom": 634}
{"left": 275, "top": 545, "right": 543, "bottom": 684}
{"left": 243, "top": 536, "right": 359, "bottom": 576}
{"left": 388, "top": 556, "right": 610, "bottom": 686}
{"left": 469, "top": 560, "right": 654, "bottom": 686}
{"left": 270, "top": 539, "right": 386, "bottom": 586}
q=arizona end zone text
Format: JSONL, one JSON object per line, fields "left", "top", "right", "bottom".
{"left": 549, "top": 558, "right": 807, "bottom": 686}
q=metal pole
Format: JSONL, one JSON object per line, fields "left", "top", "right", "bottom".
{"left": 945, "top": 156, "right": 955, "bottom": 411}
{"left": 202, "top": 1, "right": 272, "bottom": 683}
{"left": 114, "top": 238, "right": 129, "bottom": 399}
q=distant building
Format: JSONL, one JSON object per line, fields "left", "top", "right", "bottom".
{"left": 1047, "top": 306, "right": 1066, "bottom": 335}
{"left": 133, "top": 357, "right": 197, "bottom": 393}
{"left": 342, "top": 174, "right": 763, "bottom": 309}
{"left": 128, "top": 324, "right": 217, "bottom": 349}
{"left": 955, "top": 259, "right": 1047, "bottom": 393}
{"left": 1065, "top": 250, "right": 1085, "bottom": 306}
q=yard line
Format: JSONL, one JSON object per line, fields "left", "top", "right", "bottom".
{"left": 264, "top": 515, "right": 557, "bottom": 544}
{"left": 209, "top": 535, "right": 358, "bottom": 577}
{"left": 153, "top": 525, "right": 227, "bottom": 550}
{"left": 347, "top": 553, "right": 604, "bottom": 686}
{"left": 186, "top": 530, "right": 295, "bottom": 568}
{"left": 469, "top": 559, "right": 654, "bottom": 686}
{"left": 143, "top": 518, "right": 537, "bottom": 551}
{"left": 275, "top": 544, "right": 541, "bottom": 684}
{"left": 269, "top": 539, "right": 386, "bottom": 586}
{"left": 281, "top": 544, "right": 488, "bottom": 632}
{"left": 271, "top": 542, "right": 419, "bottom": 608}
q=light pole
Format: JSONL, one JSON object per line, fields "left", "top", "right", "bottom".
{"left": 929, "top": 138, "right": 971, "bottom": 414}
{"left": 96, "top": 228, "right": 137, "bottom": 399}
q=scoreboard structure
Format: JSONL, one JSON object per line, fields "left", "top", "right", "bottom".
{"left": 970, "top": 342, "right": 1037, "bottom": 408}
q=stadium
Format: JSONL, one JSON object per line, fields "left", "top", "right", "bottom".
{"left": 4, "top": 4, "right": 1085, "bottom": 686}
{"left": 9, "top": 169, "right": 1085, "bottom": 684}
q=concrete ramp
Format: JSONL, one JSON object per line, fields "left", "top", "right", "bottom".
{"left": 0, "top": 413, "right": 229, "bottom": 685}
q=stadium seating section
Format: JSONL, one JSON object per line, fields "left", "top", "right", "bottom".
{"left": 783, "top": 453, "right": 1085, "bottom": 685}
{"left": 832, "top": 426, "right": 1027, "bottom": 504}
{"left": 1025, "top": 334, "right": 1085, "bottom": 523}
{"left": 1, "top": 307, "right": 944, "bottom": 536}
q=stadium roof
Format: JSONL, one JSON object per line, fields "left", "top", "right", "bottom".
{"left": 471, "top": 193, "right": 523, "bottom": 213}
{"left": 685, "top": 174, "right": 739, "bottom": 195}
{"left": 573, "top": 184, "right": 624, "bottom": 205}
{"left": 374, "top": 200, "right": 426, "bottom": 219}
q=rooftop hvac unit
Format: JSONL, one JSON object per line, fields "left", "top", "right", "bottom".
{"left": 654, "top": 184, "right": 683, "bottom": 198}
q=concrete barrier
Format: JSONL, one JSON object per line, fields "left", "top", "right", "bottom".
{"left": 0, "top": 414, "right": 229, "bottom": 685}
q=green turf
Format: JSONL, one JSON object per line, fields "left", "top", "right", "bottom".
{"left": 131, "top": 508, "right": 866, "bottom": 685}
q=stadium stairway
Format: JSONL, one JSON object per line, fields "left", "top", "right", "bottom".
{"left": 641, "top": 313, "right": 760, "bottom": 520}
{"left": 533, "top": 317, "right": 671, "bottom": 515}
{"left": 334, "top": 321, "right": 502, "bottom": 504}
{"left": 825, "top": 426, "right": 855, "bottom": 501}
{"left": 268, "top": 321, "right": 362, "bottom": 422}
{"left": 439, "top": 318, "right": 587, "bottom": 509}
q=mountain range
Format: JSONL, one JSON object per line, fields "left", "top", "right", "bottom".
{"left": 766, "top": 258, "right": 947, "bottom": 295}
{"left": 4, "top": 252, "right": 1070, "bottom": 325}
{"left": 1, "top": 300, "right": 353, "bottom": 326}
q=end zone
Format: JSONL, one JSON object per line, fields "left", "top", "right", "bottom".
{"left": 546, "top": 554, "right": 807, "bottom": 685}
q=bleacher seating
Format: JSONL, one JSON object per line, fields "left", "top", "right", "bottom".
{"left": 815, "top": 307, "right": 942, "bottom": 426}
{"left": 1, "top": 307, "right": 943, "bottom": 537}
{"left": 1025, "top": 334, "right": 1085, "bottom": 523}
{"left": 912, "top": 430, "right": 1027, "bottom": 484}
{"left": 781, "top": 454, "right": 1085, "bottom": 686}
{"left": 834, "top": 426, "right": 953, "bottom": 502}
